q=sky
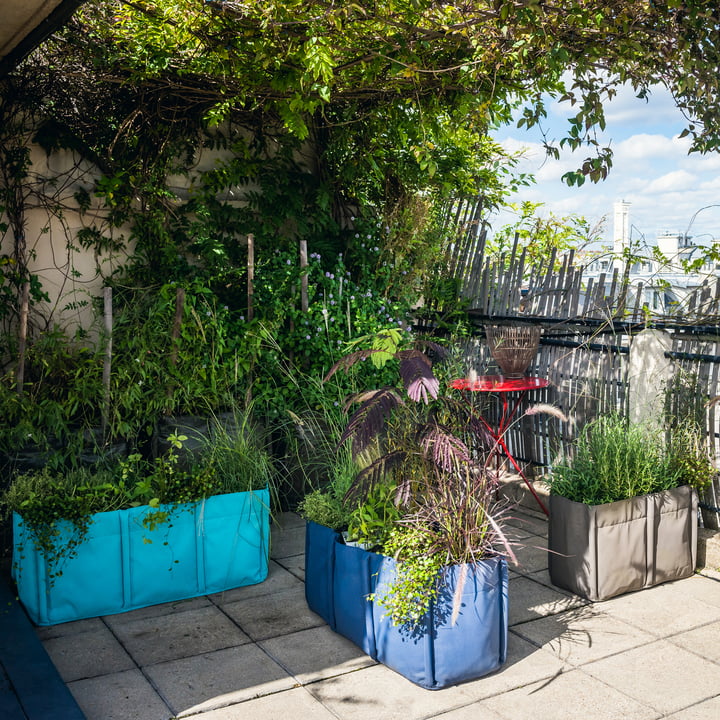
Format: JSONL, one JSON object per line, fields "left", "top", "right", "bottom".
{"left": 490, "top": 83, "right": 720, "bottom": 250}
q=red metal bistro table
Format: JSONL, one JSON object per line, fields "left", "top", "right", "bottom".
{"left": 450, "top": 375, "right": 550, "bottom": 516}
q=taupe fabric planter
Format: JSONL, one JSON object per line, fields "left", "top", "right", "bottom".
{"left": 548, "top": 485, "right": 698, "bottom": 602}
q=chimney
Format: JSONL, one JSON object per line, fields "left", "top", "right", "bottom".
{"left": 613, "top": 200, "right": 631, "bottom": 271}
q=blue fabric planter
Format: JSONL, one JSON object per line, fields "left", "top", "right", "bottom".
{"left": 13, "top": 488, "right": 270, "bottom": 626}
{"left": 304, "top": 520, "right": 508, "bottom": 689}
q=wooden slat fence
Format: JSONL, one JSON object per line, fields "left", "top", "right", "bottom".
{"left": 439, "top": 205, "right": 720, "bottom": 527}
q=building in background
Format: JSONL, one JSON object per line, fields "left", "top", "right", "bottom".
{"left": 583, "top": 200, "right": 719, "bottom": 316}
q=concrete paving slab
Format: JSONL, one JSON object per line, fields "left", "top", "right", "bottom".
{"left": 668, "top": 573, "right": 720, "bottom": 608}
{"left": 275, "top": 552, "right": 305, "bottom": 581}
{"left": 208, "top": 559, "right": 303, "bottom": 605}
{"left": 1, "top": 575, "right": 85, "bottom": 720}
{"left": 13, "top": 508, "right": 720, "bottom": 720}
{"left": 273, "top": 511, "right": 306, "bottom": 529}
{"left": 431, "top": 703, "right": 508, "bottom": 720}
{"left": 483, "top": 668, "right": 658, "bottom": 720}
{"left": 599, "top": 579, "right": 720, "bottom": 637}
{"left": 508, "top": 575, "right": 587, "bottom": 626}
{"left": 511, "top": 567, "right": 556, "bottom": 590}
{"left": 105, "top": 604, "right": 251, "bottom": 666}
{"left": 35, "top": 616, "right": 107, "bottom": 641}
{"left": 41, "top": 624, "right": 135, "bottom": 682}
{"left": 583, "top": 639, "right": 720, "bottom": 716}
{"left": 143, "top": 644, "right": 296, "bottom": 717}
{"left": 102, "top": 595, "right": 212, "bottom": 625}
{"left": 459, "top": 631, "right": 568, "bottom": 700}
{"left": 258, "top": 624, "right": 376, "bottom": 683}
{"left": 667, "top": 619, "right": 720, "bottom": 664}
{"left": 306, "top": 663, "right": 475, "bottom": 720}
{"left": 68, "top": 668, "right": 173, "bottom": 720}
{"left": 511, "top": 605, "right": 657, "bottom": 666}
{"left": 504, "top": 510, "right": 548, "bottom": 538}
{"left": 221, "top": 584, "right": 325, "bottom": 641}
{"left": 270, "top": 523, "right": 305, "bottom": 559}
{"left": 499, "top": 517, "right": 536, "bottom": 542}
{"left": 664, "top": 695, "right": 720, "bottom": 720}
{"left": 188, "top": 686, "right": 339, "bottom": 719}
{"left": 509, "top": 534, "right": 548, "bottom": 574}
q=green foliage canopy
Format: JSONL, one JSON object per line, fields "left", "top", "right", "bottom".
{"left": 84, "top": 0, "right": 720, "bottom": 185}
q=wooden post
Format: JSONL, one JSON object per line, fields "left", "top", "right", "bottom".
{"left": 245, "top": 234, "right": 255, "bottom": 405}
{"left": 102, "top": 286, "right": 113, "bottom": 439}
{"left": 247, "top": 233, "right": 255, "bottom": 321}
{"left": 16, "top": 280, "right": 30, "bottom": 395}
{"left": 300, "top": 239, "right": 308, "bottom": 313}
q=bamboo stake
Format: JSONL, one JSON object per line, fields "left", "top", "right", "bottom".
{"left": 247, "top": 233, "right": 255, "bottom": 322}
{"left": 102, "top": 286, "right": 113, "bottom": 440}
{"left": 300, "top": 239, "right": 308, "bottom": 313}
{"left": 16, "top": 280, "right": 30, "bottom": 395}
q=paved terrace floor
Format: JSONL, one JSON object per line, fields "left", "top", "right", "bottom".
{"left": 5, "top": 507, "right": 720, "bottom": 720}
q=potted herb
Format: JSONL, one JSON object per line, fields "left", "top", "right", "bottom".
{"left": 546, "top": 413, "right": 704, "bottom": 602}
{"left": 300, "top": 330, "right": 515, "bottom": 690}
{"left": 4, "top": 407, "right": 275, "bottom": 625}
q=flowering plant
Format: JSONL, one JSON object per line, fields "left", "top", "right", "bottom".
{"left": 300, "top": 329, "right": 518, "bottom": 628}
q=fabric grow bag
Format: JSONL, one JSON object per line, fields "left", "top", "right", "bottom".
{"left": 548, "top": 485, "right": 698, "bottom": 602}
{"left": 304, "top": 520, "right": 508, "bottom": 689}
{"left": 13, "top": 488, "right": 270, "bottom": 625}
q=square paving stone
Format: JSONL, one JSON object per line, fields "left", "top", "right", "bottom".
{"left": 668, "top": 619, "right": 720, "bottom": 664}
{"left": 504, "top": 511, "right": 548, "bottom": 538}
{"left": 41, "top": 625, "right": 136, "bottom": 682}
{"left": 483, "top": 668, "right": 657, "bottom": 720}
{"left": 221, "top": 584, "right": 325, "bottom": 641}
{"left": 270, "top": 524, "right": 306, "bottom": 560}
{"left": 68, "top": 668, "right": 173, "bottom": 720}
{"left": 599, "top": 580, "right": 720, "bottom": 637}
{"left": 144, "top": 644, "right": 296, "bottom": 717}
{"left": 508, "top": 575, "right": 587, "bottom": 626}
{"left": 189, "top": 686, "right": 339, "bottom": 719}
{"left": 664, "top": 695, "right": 720, "bottom": 720}
{"left": 521, "top": 567, "right": 557, "bottom": 589}
{"left": 209, "top": 560, "right": 302, "bottom": 605}
{"left": 274, "top": 511, "right": 305, "bottom": 529}
{"left": 509, "top": 535, "right": 549, "bottom": 575}
{"left": 307, "top": 663, "right": 474, "bottom": 720}
{"left": 460, "top": 631, "right": 567, "bottom": 700}
{"left": 105, "top": 605, "right": 251, "bottom": 666}
{"left": 276, "top": 552, "right": 305, "bottom": 581}
{"left": 259, "top": 624, "right": 376, "bottom": 683}
{"left": 511, "top": 605, "right": 657, "bottom": 666}
{"left": 667, "top": 573, "right": 720, "bottom": 608}
{"left": 103, "top": 595, "right": 212, "bottom": 624}
{"left": 583, "top": 640, "right": 720, "bottom": 716}
{"left": 430, "top": 703, "right": 511, "bottom": 720}
{"left": 35, "top": 617, "right": 107, "bottom": 641}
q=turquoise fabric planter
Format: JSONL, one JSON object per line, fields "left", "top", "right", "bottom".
{"left": 304, "top": 520, "right": 508, "bottom": 689}
{"left": 13, "top": 488, "right": 270, "bottom": 626}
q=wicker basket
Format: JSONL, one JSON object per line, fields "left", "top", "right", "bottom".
{"left": 484, "top": 325, "right": 541, "bottom": 378}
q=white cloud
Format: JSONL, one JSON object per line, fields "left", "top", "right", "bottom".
{"left": 644, "top": 170, "right": 697, "bottom": 194}
{"left": 615, "top": 134, "right": 678, "bottom": 162}
{"left": 493, "top": 84, "right": 720, "bottom": 245}
{"left": 603, "top": 84, "right": 682, "bottom": 128}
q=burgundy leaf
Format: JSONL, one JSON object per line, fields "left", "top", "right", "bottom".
{"left": 421, "top": 425, "right": 472, "bottom": 473}
{"left": 398, "top": 351, "right": 439, "bottom": 403}
{"left": 344, "top": 450, "right": 406, "bottom": 502}
{"left": 323, "top": 348, "right": 382, "bottom": 382}
{"left": 339, "top": 387, "right": 403, "bottom": 457}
